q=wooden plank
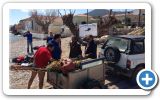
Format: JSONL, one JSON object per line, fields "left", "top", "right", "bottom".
{"left": 10, "top": 64, "right": 47, "bottom": 71}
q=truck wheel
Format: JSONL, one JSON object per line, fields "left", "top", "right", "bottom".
{"left": 131, "top": 66, "right": 144, "bottom": 85}
{"left": 81, "top": 79, "right": 102, "bottom": 89}
{"left": 104, "top": 47, "right": 121, "bottom": 63}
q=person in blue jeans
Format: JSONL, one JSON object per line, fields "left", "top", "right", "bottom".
{"left": 24, "top": 31, "right": 33, "bottom": 54}
{"left": 49, "top": 34, "right": 62, "bottom": 60}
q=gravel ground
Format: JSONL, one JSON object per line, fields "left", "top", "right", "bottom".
{"left": 9, "top": 37, "right": 51, "bottom": 89}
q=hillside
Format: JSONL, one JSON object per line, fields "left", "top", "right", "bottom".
{"left": 85, "top": 9, "right": 132, "bottom": 17}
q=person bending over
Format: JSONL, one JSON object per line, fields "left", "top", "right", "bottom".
{"left": 27, "top": 43, "right": 54, "bottom": 89}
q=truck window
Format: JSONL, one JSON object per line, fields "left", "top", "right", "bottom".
{"left": 132, "top": 41, "right": 144, "bottom": 54}
{"left": 105, "top": 37, "right": 129, "bottom": 52}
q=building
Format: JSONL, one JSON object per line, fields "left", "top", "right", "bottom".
{"left": 132, "top": 9, "right": 145, "bottom": 16}
{"left": 102, "top": 9, "right": 145, "bottom": 27}
{"left": 18, "top": 17, "right": 43, "bottom": 33}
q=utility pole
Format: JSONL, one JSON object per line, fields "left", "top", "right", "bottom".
{"left": 138, "top": 9, "right": 141, "bottom": 27}
{"left": 108, "top": 9, "right": 112, "bottom": 35}
{"left": 87, "top": 9, "right": 89, "bottom": 24}
{"left": 124, "top": 9, "right": 127, "bottom": 26}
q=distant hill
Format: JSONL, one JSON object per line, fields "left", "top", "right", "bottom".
{"left": 85, "top": 9, "right": 110, "bottom": 17}
{"left": 85, "top": 9, "right": 133, "bottom": 17}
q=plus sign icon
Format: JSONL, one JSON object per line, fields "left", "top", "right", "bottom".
{"left": 136, "top": 69, "right": 158, "bottom": 90}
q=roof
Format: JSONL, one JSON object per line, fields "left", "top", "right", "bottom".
{"left": 112, "top": 35, "right": 145, "bottom": 41}
{"left": 19, "top": 17, "right": 32, "bottom": 22}
{"left": 75, "top": 14, "right": 93, "bottom": 18}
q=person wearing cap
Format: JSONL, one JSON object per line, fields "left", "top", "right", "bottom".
{"left": 27, "top": 43, "right": 54, "bottom": 89}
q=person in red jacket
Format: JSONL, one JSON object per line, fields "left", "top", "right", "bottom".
{"left": 28, "top": 43, "right": 54, "bottom": 89}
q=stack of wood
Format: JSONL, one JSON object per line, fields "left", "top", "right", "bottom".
{"left": 128, "top": 27, "right": 145, "bottom": 35}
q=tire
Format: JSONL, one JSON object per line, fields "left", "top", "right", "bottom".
{"left": 104, "top": 46, "right": 121, "bottom": 63}
{"left": 131, "top": 66, "right": 144, "bottom": 85}
{"left": 81, "top": 79, "right": 102, "bottom": 89}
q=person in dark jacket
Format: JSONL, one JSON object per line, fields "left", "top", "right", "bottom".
{"left": 85, "top": 35, "right": 97, "bottom": 59}
{"left": 69, "top": 36, "right": 82, "bottom": 58}
{"left": 24, "top": 31, "right": 33, "bottom": 54}
{"left": 46, "top": 32, "right": 54, "bottom": 44}
{"left": 49, "top": 34, "right": 62, "bottom": 60}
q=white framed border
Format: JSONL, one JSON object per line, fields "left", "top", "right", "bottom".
{"left": 136, "top": 69, "right": 158, "bottom": 90}
{"left": 3, "top": 3, "right": 151, "bottom": 95}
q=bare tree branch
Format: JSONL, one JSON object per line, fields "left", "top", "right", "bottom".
{"left": 72, "top": 10, "right": 76, "bottom": 15}
{"left": 69, "top": 9, "right": 72, "bottom": 14}
{"left": 60, "top": 10, "right": 78, "bottom": 37}
{"left": 30, "top": 9, "right": 57, "bottom": 34}
{"left": 64, "top": 9, "right": 66, "bottom": 15}
{"left": 58, "top": 10, "right": 63, "bottom": 17}
{"left": 98, "top": 9, "right": 118, "bottom": 36}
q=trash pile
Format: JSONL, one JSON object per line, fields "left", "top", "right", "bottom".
{"left": 128, "top": 27, "right": 145, "bottom": 35}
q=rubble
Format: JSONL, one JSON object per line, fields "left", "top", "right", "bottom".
{"left": 128, "top": 27, "right": 145, "bottom": 35}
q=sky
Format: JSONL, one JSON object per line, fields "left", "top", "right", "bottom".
{"left": 10, "top": 9, "right": 30, "bottom": 25}
{"left": 9, "top": 9, "right": 133, "bottom": 25}
{"left": 9, "top": 9, "right": 93, "bottom": 25}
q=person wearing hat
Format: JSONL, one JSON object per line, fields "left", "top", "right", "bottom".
{"left": 27, "top": 43, "right": 54, "bottom": 89}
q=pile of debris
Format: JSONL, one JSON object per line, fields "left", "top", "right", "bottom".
{"left": 128, "top": 27, "right": 145, "bottom": 35}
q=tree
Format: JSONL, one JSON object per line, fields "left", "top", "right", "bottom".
{"left": 138, "top": 9, "right": 141, "bottom": 27}
{"left": 10, "top": 24, "right": 16, "bottom": 33}
{"left": 98, "top": 9, "right": 118, "bottom": 36}
{"left": 30, "top": 9, "right": 58, "bottom": 34}
{"left": 59, "top": 10, "right": 79, "bottom": 37}
{"left": 125, "top": 17, "right": 131, "bottom": 26}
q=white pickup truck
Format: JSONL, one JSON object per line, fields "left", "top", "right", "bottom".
{"left": 99, "top": 35, "right": 145, "bottom": 83}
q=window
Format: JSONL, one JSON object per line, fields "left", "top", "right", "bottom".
{"left": 105, "top": 37, "right": 129, "bottom": 52}
{"left": 132, "top": 41, "right": 144, "bottom": 54}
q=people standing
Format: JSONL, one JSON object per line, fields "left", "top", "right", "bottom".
{"left": 27, "top": 43, "right": 54, "bottom": 89}
{"left": 46, "top": 32, "right": 54, "bottom": 44}
{"left": 49, "top": 34, "right": 62, "bottom": 60}
{"left": 69, "top": 36, "right": 82, "bottom": 59}
{"left": 24, "top": 31, "right": 33, "bottom": 54}
{"left": 85, "top": 35, "right": 97, "bottom": 59}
